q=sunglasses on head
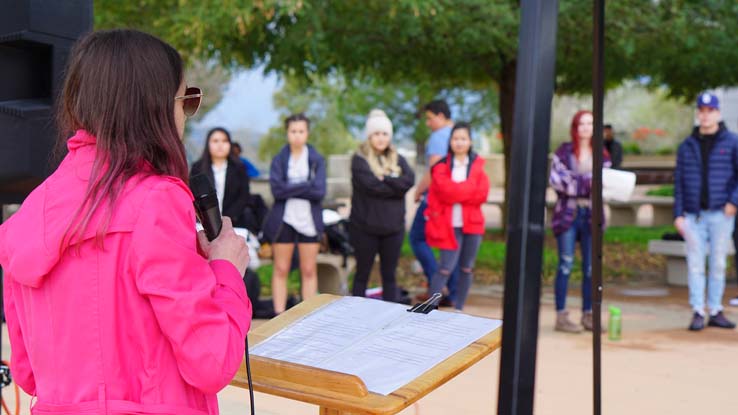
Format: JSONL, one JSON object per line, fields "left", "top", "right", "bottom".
{"left": 175, "top": 86, "right": 203, "bottom": 117}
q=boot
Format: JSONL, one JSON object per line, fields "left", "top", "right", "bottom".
{"left": 555, "top": 310, "right": 582, "bottom": 333}
{"left": 581, "top": 311, "right": 593, "bottom": 331}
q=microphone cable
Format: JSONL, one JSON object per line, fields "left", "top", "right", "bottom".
{"left": 245, "top": 337, "right": 255, "bottom": 414}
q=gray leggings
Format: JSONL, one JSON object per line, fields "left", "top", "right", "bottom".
{"left": 429, "top": 228, "right": 482, "bottom": 310}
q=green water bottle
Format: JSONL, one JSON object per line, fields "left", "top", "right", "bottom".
{"left": 608, "top": 306, "right": 622, "bottom": 341}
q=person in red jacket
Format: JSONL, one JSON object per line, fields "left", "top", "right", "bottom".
{"left": 425, "top": 122, "right": 490, "bottom": 310}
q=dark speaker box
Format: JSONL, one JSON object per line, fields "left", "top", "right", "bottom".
{"left": 0, "top": 0, "right": 92, "bottom": 203}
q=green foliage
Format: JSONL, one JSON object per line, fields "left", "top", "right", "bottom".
{"left": 646, "top": 185, "right": 675, "bottom": 197}
{"left": 550, "top": 83, "right": 692, "bottom": 153}
{"left": 655, "top": 146, "right": 676, "bottom": 156}
{"left": 621, "top": 142, "right": 642, "bottom": 155}
{"left": 639, "top": 0, "right": 738, "bottom": 99}
{"left": 94, "top": 0, "right": 657, "bottom": 111}
{"left": 185, "top": 60, "right": 231, "bottom": 122}
{"left": 257, "top": 75, "right": 357, "bottom": 161}
{"left": 97, "top": 0, "right": 738, "bottom": 222}
{"left": 258, "top": 73, "right": 499, "bottom": 160}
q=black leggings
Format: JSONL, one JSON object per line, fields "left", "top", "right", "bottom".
{"left": 349, "top": 225, "right": 405, "bottom": 302}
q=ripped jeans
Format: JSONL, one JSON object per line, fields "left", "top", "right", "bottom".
{"left": 428, "top": 228, "right": 482, "bottom": 310}
{"left": 555, "top": 207, "right": 592, "bottom": 312}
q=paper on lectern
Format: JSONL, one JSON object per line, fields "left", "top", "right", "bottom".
{"left": 250, "top": 296, "right": 501, "bottom": 395}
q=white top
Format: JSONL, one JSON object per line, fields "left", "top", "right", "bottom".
{"left": 451, "top": 156, "right": 469, "bottom": 228}
{"left": 211, "top": 162, "right": 227, "bottom": 214}
{"left": 283, "top": 148, "right": 317, "bottom": 237}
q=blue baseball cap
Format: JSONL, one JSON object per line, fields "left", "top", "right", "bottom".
{"left": 697, "top": 92, "right": 719, "bottom": 110}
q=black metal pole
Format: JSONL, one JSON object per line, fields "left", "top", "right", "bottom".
{"left": 497, "top": 1, "right": 559, "bottom": 413}
{"left": 592, "top": 1, "right": 605, "bottom": 414}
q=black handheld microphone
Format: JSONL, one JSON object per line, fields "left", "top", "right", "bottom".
{"left": 190, "top": 174, "right": 222, "bottom": 241}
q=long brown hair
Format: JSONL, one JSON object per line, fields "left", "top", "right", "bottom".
{"left": 570, "top": 110, "right": 609, "bottom": 159}
{"left": 57, "top": 29, "right": 188, "bottom": 249}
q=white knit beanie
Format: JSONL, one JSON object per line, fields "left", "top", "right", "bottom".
{"left": 364, "top": 109, "right": 393, "bottom": 140}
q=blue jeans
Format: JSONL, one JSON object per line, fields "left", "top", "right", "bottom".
{"left": 683, "top": 210, "right": 735, "bottom": 315}
{"left": 429, "top": 229, "right": 482, "bottom": 310}
{"left": 409, "top": 200, "right": 459, "bottom": 300}
{"left": 555, "top": 207, "right": 592, "bottom": 312}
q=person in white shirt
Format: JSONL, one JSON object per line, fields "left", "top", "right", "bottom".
{"left": 262, "top": 114, "right": 327, "bottom": 315}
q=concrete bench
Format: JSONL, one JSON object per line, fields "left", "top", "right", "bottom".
{"left": 485, "top": 194, "right": 557, "bottom": 226}
{"left": 258, "top": 253, "right": 356, "bottom": 296}
{"left": 608, "top": 196, "right": 673, "bottom": 227}
{"left": 647, "top": 239, "right": 735, "bottom": 286}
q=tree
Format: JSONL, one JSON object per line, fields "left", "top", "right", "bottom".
{"left": 257, "top": 74, "right": 356, "bottom": 161}
{"left": 96, "top": 0, "right": 738, "bottom": 194}
{"left": 258, "top": 72, "right": 499, "bottom": 162}
{"left": 184, "top": 59, "right": 231, "bottom": 122}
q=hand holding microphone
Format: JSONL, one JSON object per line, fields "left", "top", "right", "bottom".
{"left": 191, "top": 174, "right": 250, "bottom": 275}
{"left": 197, "top": 217, "right": 250, "bottom": 276}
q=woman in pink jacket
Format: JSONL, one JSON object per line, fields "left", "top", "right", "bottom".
{"left": 0, "top": 30, "right": 252, "bottom": 414}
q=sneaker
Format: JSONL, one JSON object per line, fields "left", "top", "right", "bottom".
{"left": 688, "top": 312, "right": 705, "bottom": 331}
{"left": 708, "top": 311, "right": 737, "bottom": 329}
{"left": 728, "top": 297, "right": 738, "bottom": 307}
{"left": 555, "top": 311, "right": 582, "bottom": 333}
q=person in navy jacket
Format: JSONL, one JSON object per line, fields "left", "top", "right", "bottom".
{"left": 262, "top": 113, "right": 326, "bottom": 315}
{"left": 674, "top": 92, "right": 738, "bottom": 331}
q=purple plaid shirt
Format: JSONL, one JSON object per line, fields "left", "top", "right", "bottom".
{"left": 549, "top": 142, "right": 611, "bottom": 236}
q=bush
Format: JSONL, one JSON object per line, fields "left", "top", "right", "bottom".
{"left": 622, "top": 142, "right": 642, "bottom": 155}
{"left": 655, "top": 146, "right": 676, "bottom": 156}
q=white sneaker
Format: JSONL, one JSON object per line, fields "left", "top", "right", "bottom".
{"left": 729, "top": 297, "right": 738, "bottom": 307}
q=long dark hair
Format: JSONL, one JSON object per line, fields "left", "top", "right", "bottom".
{"left": 195, "top": 127, "right": 240, "bottom": 171}
{"left": 57, "top": 29, "right": 188, "bottom": 249}
{"left": 447, "top": 122, "right": 474, "bottom": 156}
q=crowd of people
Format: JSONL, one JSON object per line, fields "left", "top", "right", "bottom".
{"left": 4, "top": 26, "right": 738, "bottom": 415}
{"left": 196, "top": 92, "right": 738, "bottom": 332}
{"left": 196, "top": 100, "right": 492, "bottom": 314}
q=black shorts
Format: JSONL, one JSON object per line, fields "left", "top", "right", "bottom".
{"left": 274, "top": 223, "right": 321, "bottom": 244}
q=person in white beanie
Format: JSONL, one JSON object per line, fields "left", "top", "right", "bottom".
{"left": 349, "top": 109, "right": 415, "bottom": 302}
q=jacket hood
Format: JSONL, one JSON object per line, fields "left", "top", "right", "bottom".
{"left": 0, "top": 130, "right": 99, "bottom": 287}
{"left": 0, "top": 130, "right": 190, "bottom": 288}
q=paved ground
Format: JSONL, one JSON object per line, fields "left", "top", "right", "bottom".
{"left": 3, "top": 283, "right": 737, "bottom": 414}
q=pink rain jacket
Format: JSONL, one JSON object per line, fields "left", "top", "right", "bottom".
{"left": 0, "top": 130, "right": 252, "bottom": 414}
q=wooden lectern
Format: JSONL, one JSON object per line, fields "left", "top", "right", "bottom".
{"left": 231, "top": 294, "right": 502, "bottom": 414}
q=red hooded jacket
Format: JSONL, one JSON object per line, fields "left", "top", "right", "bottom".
{"left": 425, "top": 154, "right": 490, "bottom": 250}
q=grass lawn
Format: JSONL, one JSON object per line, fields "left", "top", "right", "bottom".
{"left": 256, "top": 225, "right": 678, "bottom": 297}
{"left": 646, "top": 185, "right": 674, "bottom": 197}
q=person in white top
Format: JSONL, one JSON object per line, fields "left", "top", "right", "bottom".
{"left": 263, "top": 114, "right": 326, "bottom": 315}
